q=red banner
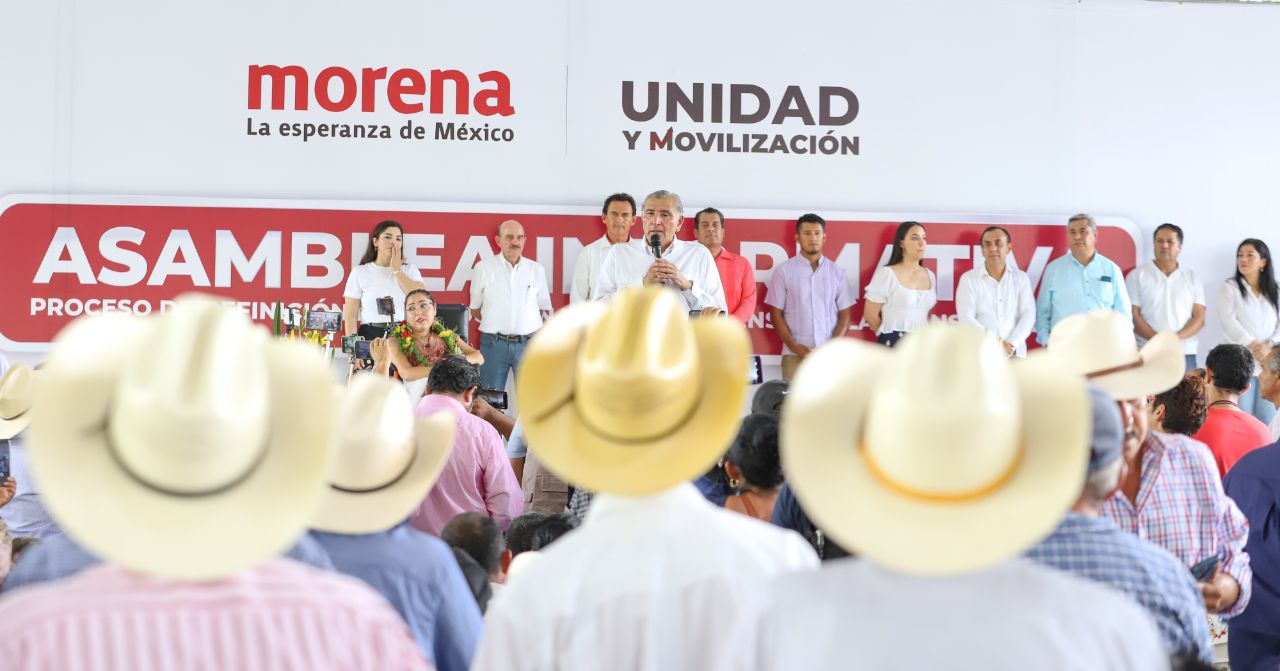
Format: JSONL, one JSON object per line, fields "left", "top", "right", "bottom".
{"left": 0, "top": 198, "right": 1140, "bottom": 354}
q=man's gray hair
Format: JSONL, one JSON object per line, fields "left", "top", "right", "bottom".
{"left": 1082, "top": 459, "right": 1123, "bottom": 503}
{"left": 1267, "top": 348, "right": 1280, "bottom": 375}
{"left": 1067, "top": 213, "right": 1097, "bottom": 231}
{"left": 643, "top": 190, "right": 684, "bottom": 219}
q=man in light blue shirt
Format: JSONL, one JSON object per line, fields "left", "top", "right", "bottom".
{"left": 1035, "top": 213, "right": 1132, "bottom": 345}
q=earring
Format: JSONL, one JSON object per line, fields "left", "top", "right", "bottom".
{"left": 728, "top": 477, "right": 741, "bottom": 490}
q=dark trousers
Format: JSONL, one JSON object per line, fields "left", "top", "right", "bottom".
{"left": 876, "top": 331, "right": 906, "bottom": 348}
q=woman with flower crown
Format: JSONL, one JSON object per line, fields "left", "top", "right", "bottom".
{"left": 371, "top": 289, "right": 484, "bottom": 402}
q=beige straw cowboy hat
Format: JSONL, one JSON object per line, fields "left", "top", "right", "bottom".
{"left": 0, "top": 364, "right": 37, "bottom": 439}
{"left": 1047, "top": 310, "right": 1185, "bottom": 400}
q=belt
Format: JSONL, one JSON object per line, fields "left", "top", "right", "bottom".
{"left": 489, "top": 332, "right": 533, "bottom": 343}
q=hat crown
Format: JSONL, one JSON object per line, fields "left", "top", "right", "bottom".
{"left": 1048, "top": 311, "right": 1140, "bottom": 377}
{"left": 332, "top": 375, "right": 416, "bottom": 491}
{"left": 576, "top": 289, "right": 700, "bottom": 441}
{"left": 864, "top": 325, "right": 1020, "bottom": 495}
{"left": 110, "top": 297, "right": 271, "bottom": 495}
{"left": 0, "top": 365, "right": 35, "bottom": 419}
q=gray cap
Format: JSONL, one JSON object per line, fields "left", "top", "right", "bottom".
{"left": 751, "top": 380, "right": 788, "bottom": 419}
{"left": 1086, "top": 382, "right": 1124, "bottom": 474}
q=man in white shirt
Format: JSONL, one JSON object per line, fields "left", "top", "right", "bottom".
{"left": 569, "top": 193, "right": 636, "bottom": 303}
{"left": 955, "top": 226, "right": 1035, "bottom": 357}
{"left": 469, "top": 219, "right": 552, "bottom": 392}
{"left": 473, "top": 288, "right": 817, "bottom": 671}
{"left": 1127, "top": 223, "right": 1206, "bottom": 370}
{"left": 594, "top": 190, "right": 727, "bottom": 313}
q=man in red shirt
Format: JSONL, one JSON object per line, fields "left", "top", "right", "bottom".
{"left": 1193, "top": 343, "right": 1273, "bottom": 477}
{"left": 695, "top": 207, "right": 757, "bottom": 324}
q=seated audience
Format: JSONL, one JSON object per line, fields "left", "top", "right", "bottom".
{"left": 309, "top": 374, "right": 483, "bottom": 671}
{"left": 449, "top": 546, "right": 494, "bottom": 614}
{"left": 0, "top": 296, "right": 430, "bottom": 669}
{"left": 473, "top": 288, "right": 818, "bottom": 670}
{"left": 739, "top": 325, "right": 1164, "bottom": 668}
{"left": 504, "top": 511, "right": 549, "bottom": 558}
{"left": 1026, "top": 385, "right": 1212, "bottom": 662}
{"left": 722, "top": 414, "right": 784, "bottom": 522}
{"left": 751, "top": 379, "right": 788, "bottom": 419}
{"left": 1050, "top": 311, "right": 1253, "bottom": 618}
{"left": 1193, "top": 343, "right": 1273, "bottom": 476}
{"left": 1258, "top": 348, "right": 1280, "bottom": 441}
{"left": 0, "top": 518, "right": 11, "bottom": 587}
{"left": 1223, "top": 430, "right": 1280, "bottom": 668}
{"left": 0, "top": 367, "right": 62, "bottom": 540}
{"left": 442, "top": 512, "right": 507, "bottom": 598}
{"left": 411, "top": 356, "right": 523, "bottom": 535}
{"left": 1151, "top": 374, "right": 1210, "bottom": 437}
{"left": 528, "top": 513, "right": 580, "bottom": 551}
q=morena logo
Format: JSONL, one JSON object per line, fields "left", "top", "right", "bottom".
{"left": 247, "top": 65, "right": 515, "bottom": 116}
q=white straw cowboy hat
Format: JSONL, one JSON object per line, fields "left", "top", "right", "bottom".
{"left": 782, "top": 324, "right": 1089, "bottom": 576}
{"left": 517, "top": 286, "right": 750, "bottom": 496}
{"left": 28, "top": 294, "right": 336, "bottom": 580}
{"left": 0, "top": 364, "right": 37, "bottom": 439}
{"left": 312, "top": 374, "right": 455, "bottom": 534}
{"left": 1047, "top": 310, "right": 1185, "bottom": 400}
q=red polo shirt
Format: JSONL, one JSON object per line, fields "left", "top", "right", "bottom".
{"left": 1192, "top": 406, "right": 1273, "bottom": 477}
{"left": 713, "top": 248, "right": 757, "bottom": 324}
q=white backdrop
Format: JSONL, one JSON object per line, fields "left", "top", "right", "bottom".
{"left": 2, "top": 0, "right": 1279, "bottom": 366}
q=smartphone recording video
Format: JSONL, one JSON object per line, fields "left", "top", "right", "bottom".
{"left": 477, "top": 388, "right": 509, "bottom": 410}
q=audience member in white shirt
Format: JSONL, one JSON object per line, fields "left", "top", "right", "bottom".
{"left": 593, "top": 190, "right": 727, "bottom": 313}
{"left": 1218, "top": 238, "right": 1280, "bottom": 425}
{"left": 864, "top": 221, "right": 937, "bottom": 347}
{"left": 732, "top": 326, "right": 1166, "bottom": 670}
{"left": 469, "top": 219, "right": 552, "bottom": 393}
{"left": 343, "top": 220, "right": 426, "bottom": 340}
{"left": 473, "top": 288, "right": 817, "bottom": 671}
{"left": 1260, "top": 349, "right": 1280, "bottom": 441}
{"left": 955, "top": 226, "right": 1035, "bottom": 357}
{"left": 1127, "top": 223, "right": 1205, "bottom": 370}
{"left": 570, "top": 193, "right": 636, "bottom": 303}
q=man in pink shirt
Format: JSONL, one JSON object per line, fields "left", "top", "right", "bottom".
{"left": 1194, "top": 344, "right": 1274, "bottom": 477}
{"left": 695, "top": 207, "right": 757, "bottom": 324}
{"left": 0, "top": 297, "right": 428, "bottom": 670}
{"left": 414, "top": 355, "right": 523, "bottom": 535}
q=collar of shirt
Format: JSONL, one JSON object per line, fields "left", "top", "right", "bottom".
{"left": 1147, "top": 260, "right": 1184, "bottom": 280}
{"left": 712, "top": 247, "right": 740, "bottom": 262}
{"left": 417, "top": 393, "right": 469, "bottom": 417}
{"left": 585, "top": 483, "right": 705, "bottom": 524}
{"left": 976, "top": 263, "right": 1019, "bottom": 283}
{"left": 1056, "top": 511, "right": 1122, "bottom": 535}
{"left": 495, "top": 254, "right": 527, "bottom": 271}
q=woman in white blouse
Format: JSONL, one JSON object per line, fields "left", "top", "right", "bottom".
{"left": 863, "top": 221, "right": 937, "bottom": 347}
{"left": 342, "top": 220, "right": 426, "bottom": 343}
{"left": 1218, "top": 238, "right": 1280, "bottom": 424}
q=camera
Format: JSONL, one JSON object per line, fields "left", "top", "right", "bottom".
{"left": 476, "top": 388, "right": 509, "bottom": 410}
{"left": 376, "top": 296, "right": 396, "bottom": 318}
{"left": 304, "top": 310, "right": 341, "bottom": 332}
{"left": 340, "top": 334, "right": 366, "bottom": 355}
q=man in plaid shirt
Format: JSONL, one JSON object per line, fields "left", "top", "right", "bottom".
{"left": 1027, "top": 385, "right": 1213, "bottom": 662}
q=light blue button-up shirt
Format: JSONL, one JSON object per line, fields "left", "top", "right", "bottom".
{"left": 1035, "top": 252, "right": 1132, "bottom": 345}
{"left": 311, "top": 523, "right": 484, "bottom": 671}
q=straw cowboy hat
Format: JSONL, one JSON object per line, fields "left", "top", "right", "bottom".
{"left": 312, "top": 374, "right": 455, "bottom": 534}
{"left": 0, "top": 364, "right": 37, "bottom": 439}
{"left": 781, "top": 324, "right": 1089, "bottom": 576}
{"left": 28, "top": 294, "right": 336, "bottom": 580}
{"left": 1047, "top": 310, "right": 1185, "bottom": 400}
{"left": 517, "top": 287, "right": 750, "bottom": 496}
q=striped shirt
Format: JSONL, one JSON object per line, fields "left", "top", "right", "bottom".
{"left": 1025, "top": 512, "right": 1212, "bottom": 661}
{"left": 0, "top": 558, "right": 432, "bottom": 671}
{"left": 1101, "top": 431, "right": 1253, "bottom": 618}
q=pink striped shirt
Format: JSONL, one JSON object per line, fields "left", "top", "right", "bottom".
{"left": 0, "top": 558, "right": 432, "bottom": 671}
{"left": 411, "top": 394, "right": 523, "bottom": 535}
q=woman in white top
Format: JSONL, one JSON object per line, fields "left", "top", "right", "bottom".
{"left": 371, "top": 289, "right": 483, "bottom": 404}
{"left": 1218, "top": 238, "right": 1280, "bottom": 424}
{"left": 864, "top": 221, "right": 937, "bottom": 347}
{"left": 342, "top": 220, "right": 426, "bottom": 344}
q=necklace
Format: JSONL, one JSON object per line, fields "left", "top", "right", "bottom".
{"left": 1210, "top": 399, "right": 1240, "bottom": 409}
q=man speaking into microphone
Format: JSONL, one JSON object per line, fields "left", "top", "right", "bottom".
{"left": 594, "top": 189, "right": 727, "bottom": 314}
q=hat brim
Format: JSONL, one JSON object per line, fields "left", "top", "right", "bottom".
{"left": 29, "top": 314, "right": 336, "bottom": 580}
{"left": 1087, "top": 331, "right": 1186, "bottom": 400}
{"left": 311, "top": 412, "right": 455, "bottom": 534}
{"left": 0, "top": 413, "right": 28, "bottom": 440}
{"left": 519, "top": 315, "right": 750, "bottom": 497}
{"left": 782, "top": 340, "right": 1089, "bottom": 576}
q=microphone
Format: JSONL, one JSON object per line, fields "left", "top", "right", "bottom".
{"left": 649, "top": 234, "right": 662, "bottom": 259}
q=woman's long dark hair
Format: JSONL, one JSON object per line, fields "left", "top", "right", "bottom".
{"left": 359, "top": 220, "right": 404, "bottom": 265}
{"left": 1233, "top": 238, "right": 1279, "bottom": 310}
{"left": 886, "top": 221, "right": 924, "bottom": 267}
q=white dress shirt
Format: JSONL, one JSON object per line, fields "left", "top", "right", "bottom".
{"left": 594, "top": 239, "right": 727, "bottom": 311}
{"left": 1270, "top": 413, "right": 1280, "bottom": 442}
{"left": 1218, "top": 279, "right": 1280, "bottom": 346}
{"left": 472, "top": 483, "right": 818, "bottom": 671}
{"left": 1127, "top": 262, "right": 1205, "bottom": 354}
{"left": 864, "top": 266, "right": 938, "bottom": 335}
{"left": 736, "top": 557, "right": 1166, "bottom": 670}
{"left": 469, "top": 254, "right": 552, "bottom": 336}
{"left": 569, "top": 235, "right": 618, "bottom": 304}
{"left": 955, "top": 264, "right": 1036, "bottom": 356}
